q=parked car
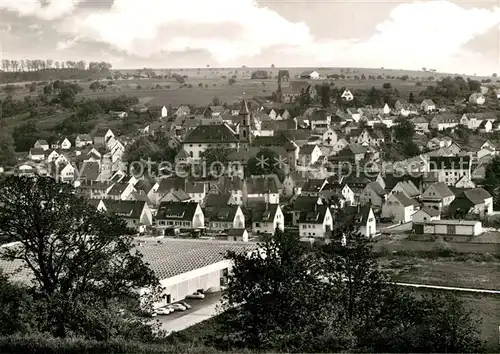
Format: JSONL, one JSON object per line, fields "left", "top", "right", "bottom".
{"left": 171, "top": 303, "right": 187, "bottom": 311}
{"left": 180, "top": 301, "right": 192, "bottom": 309}
{"left": 186, "top": 292, "right": 205, "bottom": 299}
{"left": 155, "top": 307, "right": 173, "bottom": 315}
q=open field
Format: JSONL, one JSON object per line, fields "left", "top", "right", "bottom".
{"left": 374, "top": 232, "right": 500, "bottom": 254}
{"left": 2, "top": 65, "right": 459, "bottom": 106}
{"left": 118, "top": 66, "right": 496, "bottom": 81}
{"left": 1, "top": 65, "right": 493, "bottom": 133}
{"left": 2, "top": 76, "right": 431, "bottom": 107}
{"left": 381, "top": 255, "right": 500, "bottom": 290}
{"left": 380, "top": 250, "right": 500, "bottom": 349}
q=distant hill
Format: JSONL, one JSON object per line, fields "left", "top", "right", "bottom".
{"left": 116, "top": 67, "right": 495, "bottom": 81}
{"left": 0, "top": 69, "right": 110, "bottom": 84}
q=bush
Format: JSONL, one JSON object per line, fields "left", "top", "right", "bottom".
{"left": 0, "top": 334, "right": 228, "bottom": 354}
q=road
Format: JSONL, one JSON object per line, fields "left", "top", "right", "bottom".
{"left": 155, "top": 292, "right": 221, "bottom": 334}
{"left": 394, "top": 282, "right": 500, "bottom": 294}
{"left": 160, "top": 302, "right": 219, "bottom": 334}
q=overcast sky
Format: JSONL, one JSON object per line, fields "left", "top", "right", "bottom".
{"left": 0, "top": 0, "right": 499, "bottom": 74}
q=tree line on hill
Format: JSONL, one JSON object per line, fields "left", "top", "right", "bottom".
{"left": 421, "top": 76, "right": 482, "bottom": 101}
{"left": 1, "top": 59, "right": 112, "bottom": 72}
{"left": 292, "top": 82, "right": 404, "bottom": 109}
{"left": 0, "top": 175, "right": 490, "bottom": 353}
{"left": 289, "top": 75, "right": 489, "bottom": 111}
{"left": 0, "top": 59, "right": 112, "bottom": 84}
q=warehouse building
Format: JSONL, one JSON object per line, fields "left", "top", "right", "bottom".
{"left": 0, "top": 239, "right": 257, "bottom": 309}
{"left": 137, "top": 238, "right": 256, "bottom": 307}
{"left": 413, "top": 219, "right": 482, "bottom": 236}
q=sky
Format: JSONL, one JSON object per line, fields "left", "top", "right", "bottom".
{"left": 0, "top": 0, "right": 499, "bottom": 75}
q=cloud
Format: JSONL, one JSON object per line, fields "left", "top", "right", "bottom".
{"left": 57, "top": 0, "right": 313, "bottom": 61}
{"left": 57, "top": 36, "right": 81, "bottom": 50}
{"left": 0, "top": 0, "right": 84, "bottom": 20}
{"left": 1, "top": 0, "right": 499, "bottom": 74}
{"left": 282, "top": 1, "right": 500, "bottom": 73}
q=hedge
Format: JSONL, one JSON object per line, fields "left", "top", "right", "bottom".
{"left": 0, "top": 334, "right": 225, "bottom": 354}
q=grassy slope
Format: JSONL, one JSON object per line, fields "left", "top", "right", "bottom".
{"left": 380, "top": 254, "right": 500, "bottom": 289}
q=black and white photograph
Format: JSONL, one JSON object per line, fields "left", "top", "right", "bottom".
{"left": 0, "top": 0, "right": 499, "bottom": 352}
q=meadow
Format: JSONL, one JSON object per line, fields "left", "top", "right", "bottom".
{"left": 380, "top": 254, "right": 500, "bottom": 290}
{"left": 2, "top": 66, "right": 471, "bottom": 107}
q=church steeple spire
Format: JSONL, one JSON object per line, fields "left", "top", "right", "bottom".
{"left": 240, "top": 96, "right": 249, "bottom": 116}
{"left": 238, "top": 96, "right": 251, "bottom": 150}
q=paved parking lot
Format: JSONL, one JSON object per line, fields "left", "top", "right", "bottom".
{"left": 154, "top": 292, "right": 222, "bottom": 333}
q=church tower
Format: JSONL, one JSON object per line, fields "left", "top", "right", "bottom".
{"left": 238, "top": 98, "right": 252, "bottom": 150}
{"left": 275, "top": 71, "right": 282, "bottom": 103}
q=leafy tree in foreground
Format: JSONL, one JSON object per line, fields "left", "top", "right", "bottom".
{"left": 319, "top": 227, "right": 484, "bottom": 353}
{"left": 0, "top": 271, "right": 34, "bottom": 335}
{"left": 0, "top": 176, "right": 159, "bottom": 340}
{"left": 212, "top": 229, "right": 353, "bottom": 352}
{"left": 366, "top": 290, "right": 484, "bottom": 353}
{"left": 319, "top": 227, "right": 391, "bottom": 325}
{"left": 212, "top": 226, "right": 484, "bottom": 352}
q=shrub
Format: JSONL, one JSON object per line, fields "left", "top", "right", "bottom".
{"left": 0, "top": 334, "right": 228, "bottom": 354}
